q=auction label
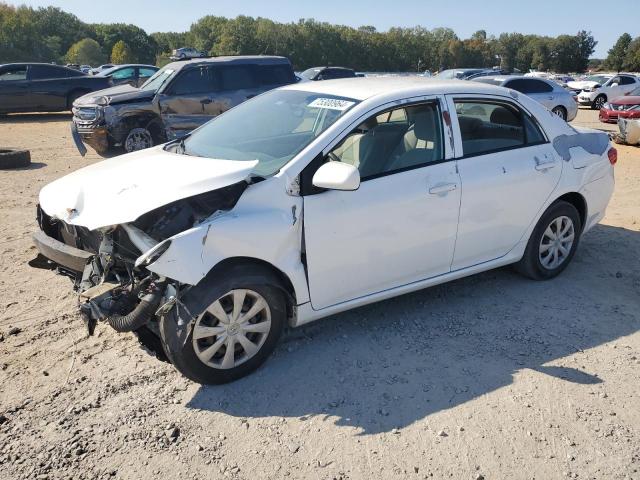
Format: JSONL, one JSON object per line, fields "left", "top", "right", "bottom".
{"left": 308, "top": 98, "right": 356, "bottom": 111}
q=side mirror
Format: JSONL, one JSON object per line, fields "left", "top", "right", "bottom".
{"left": 312, "top": 161, "right": 360, "bottom": 191}
{"left": 611, "top": 83, "right": 619, "bottom": 87}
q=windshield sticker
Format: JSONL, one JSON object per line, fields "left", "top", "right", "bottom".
{"left": 308, "top": 98, "right": 355, "bottom": 111}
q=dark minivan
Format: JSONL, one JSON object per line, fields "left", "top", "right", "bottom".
{"left": 0, "top": 63, "right": 111, "bottom": 114}
{"left": 72, "top": 56, "right": 297, "bottom": 155}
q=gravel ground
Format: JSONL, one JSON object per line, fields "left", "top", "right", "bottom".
{"left": 0, "top": 109, "right": 638, "bottom": 480}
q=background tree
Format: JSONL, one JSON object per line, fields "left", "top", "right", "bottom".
{"left": 623, "top": 37, "right": 640, "bottom": 72}
{"left": 65, "top": 38, "right": 106, "bottom": 65}
{"left": 110, "top": 40, "right": 135, "bottom": 64}
{"left": 606, "top": 33, "right": 632, "bottom": 71}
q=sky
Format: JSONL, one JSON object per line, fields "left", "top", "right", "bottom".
{"left": 9, "top": 0, "right": 639, "bottom": 58}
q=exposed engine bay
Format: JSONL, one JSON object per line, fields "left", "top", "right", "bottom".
{"left": 34, "top": 181, "right": 249, "bottom": 355}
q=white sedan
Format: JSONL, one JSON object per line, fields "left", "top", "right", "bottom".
{"left": 33, "top": 78, "right": 616, "bottom": 384}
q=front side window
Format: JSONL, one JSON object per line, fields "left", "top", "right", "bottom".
{"left": 455, "top": 100, "right": 545, "bottom": 156}
{"left": 0, "top": 67, "right": 27, "bottom": 81}
{"left": 620, "top": 76, "right": 636, "bottom": 86}
{"left": 138, "top": 68, "right": 157, "bottom": 80}
{"left": 180, "top": 90, "right": 358, "bottom": 177}
{"left": 328, "top": 102, "right": 443, "bottom": 180}
{"left": 111, "top": 67, "right": 136, "bottom": 80}
{"left": 169, "top": 66, "right": 216, "bottom": 95}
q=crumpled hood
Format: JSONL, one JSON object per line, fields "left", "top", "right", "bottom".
{"left": 566, "top": 80, "right": 602, "bottom": 91}
{"left": 39, "top": 146, "right": 258, "bottom": 230}
{"left": 74, "top": 84, "right": 155, "bottom": 107}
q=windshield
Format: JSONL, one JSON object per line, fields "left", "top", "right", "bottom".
{"left": 180, "top": 89, "right": 359, "bottom": 177}
{"left": 300, "top": 68, "right": 321, "bottom": 80}
{"left": 140, "top": 66, "right": 175, "bottom": 92}
{"left": 585, "top": 75, "right": 611, "bottom": 84}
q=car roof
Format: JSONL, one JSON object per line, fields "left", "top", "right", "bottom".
{"left": 164, "top": 55, "right": 291, "bottom": 71}
{"left": 281, "top": 76, "right": 514, "bottom": 102}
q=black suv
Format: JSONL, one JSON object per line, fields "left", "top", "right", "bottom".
{"left": 298, "top": 66, "right": 357, "bottom": 82}
{"left": 71, "top": 56, "right": 297, "bottom": 155}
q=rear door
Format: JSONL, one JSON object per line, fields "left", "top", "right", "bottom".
{"left": 157, "top": 64, "right": 220, "bottom": 136}
{"left": 28, "top": 65, "right": 82, "bottom": 111}
{"left": 0, "top": 65, "right": 29, "bottom": 112}
{"left": 448, "top": 96, "right": 562, "bottom": 270}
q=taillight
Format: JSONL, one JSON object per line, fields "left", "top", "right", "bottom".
{"left": 608, "top": 147, "right": 618, "bottom": 165}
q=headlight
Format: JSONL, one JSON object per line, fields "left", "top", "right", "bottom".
{"left": 135, "top": 240, "right": 172, "bottom": 268}
{"left": 95, "top": 96, "right": 109, "bottom": 106}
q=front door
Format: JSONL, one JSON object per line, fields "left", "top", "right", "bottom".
{"left": 303, "top": 100, "right": 461, "bottom": 310}
{"left": 449, "top": 97, "right": 562, "bottom": 270}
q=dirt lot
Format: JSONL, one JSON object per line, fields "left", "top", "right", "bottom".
{"left": 0, "top": 108, "right": 638, "bottom": 480}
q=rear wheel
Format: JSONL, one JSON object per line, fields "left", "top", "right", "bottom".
{"left": 551, "top": 106, "right": 567, "bottom": 120}
{"left": 515, "top": 201, "right": 581, "bottom": 280}
{"left": 160, "top": 282, "right": 286, "bottom": 384}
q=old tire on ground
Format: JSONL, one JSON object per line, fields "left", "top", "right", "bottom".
{"left": 592, "top": 95, "right": 606, "bottom": 110}
{"left": 160, "top": 272, "right": 286, "bottom": 384}
{"left": 0, "top": 148, "right": 31, "bottom": 169}
{"left": 515, "top": 200, "right": 582, "bottom": 280}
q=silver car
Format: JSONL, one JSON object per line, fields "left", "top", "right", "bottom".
{"left": 473, "top": 75, "right": 578, "bottom": 121}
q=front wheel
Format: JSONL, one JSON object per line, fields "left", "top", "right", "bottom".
{"left": 124, "top": 127, "right": 154, "bottom": 153}
{"left": 515, "top": 201, "right": 582, "bottom": 280}
{"left": 160, "top": 284, "right": 286, "bottom": 384}
{"left": 593, "top": 95, "right": 606, "bottom": 110}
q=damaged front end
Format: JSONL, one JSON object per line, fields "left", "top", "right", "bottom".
{"left": 32, "top": 181, "right": 248, "bottom": 357}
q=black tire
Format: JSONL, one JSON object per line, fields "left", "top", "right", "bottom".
{"left": 515, "top": 201, "right": 582, "bottom": 280}
{"left": 592, "top": 95, "right": 606, "bottom": 110}
{"left": 160, "top": 273, "right": 286, "bottom": 384}
{"left": 0, "top": 148, "right": 31, "bottom": 169}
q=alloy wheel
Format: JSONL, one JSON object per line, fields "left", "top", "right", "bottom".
{"left": 192, "top": 289, "right": 272, "bottom": 370}
{"left": 124, "top": 128, "right": 153, "bottom": 153}
{"left": 539, "top": 216, "right": 575, "bottom": 270}
{"left": 594, "top": 96, "right": 606, "bottom": 110}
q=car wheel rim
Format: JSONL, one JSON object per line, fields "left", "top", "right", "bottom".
{"left": 553, "top": 108, "right": 566, "bottom": 120}
{"left": 539, "top": 216, "right": 575, "bottom": 270}
{"left": 192, "top": 289, "right": 271, "bottom": 370}
{"left": 595, "top": 98, "right": 604, "bottom": 109}
{"left": 124, "top": 128, "right": 153, "bottom": 152}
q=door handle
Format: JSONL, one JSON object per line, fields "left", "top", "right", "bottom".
{"left": 534, "top": 157, "right": 558, "bottom": 171}
{"left": 429, "top": 183, "right": 457, "bottom": 195}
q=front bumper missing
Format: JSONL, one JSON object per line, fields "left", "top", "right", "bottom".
{"left": 32, "top": 229, "right": 93, "bottom": 273}
{"left": 71, "top": 121, "right": 109, "bottom": 155}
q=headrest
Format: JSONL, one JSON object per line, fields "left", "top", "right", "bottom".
{"left": 458, "top": 116, "right": 482, "bottom": 134}
{"left": 411, "top": 109, "right": 436, "bottom": 140}
{"left": 490, "top": 106, "right": 520, "bottom": 126}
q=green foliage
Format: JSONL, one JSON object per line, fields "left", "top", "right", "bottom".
{"left": 0, "top": 3, "right": 606, "bottom": 73}
{"left": 110, "top": 40, "right": 134, "bottom": 64}
{"left": 606, "top": 33, "right": 632, "bottom": 71}
{"left": 65, "top": 38, "right": 106, "bottom": 66}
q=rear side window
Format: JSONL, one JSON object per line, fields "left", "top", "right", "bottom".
{"left": 505, "top": 79, "right": 553, "bottom": 94}
{"left": 220, "top": 65, "right": 255, "bottom": 90}
{"left": 169, "top": 66, "right": 216, "bottom": 95}
{"left": 0, "top": 67, "right": 27, "bottom": 81}
{"left": 256, "top": 64, "right": 294, "bottom": 86}
{"left": 29, "top": 65, "right": 70, "bottom": 80}
{"left": 455, "top": 101, "right": 526, "bottom": 156}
